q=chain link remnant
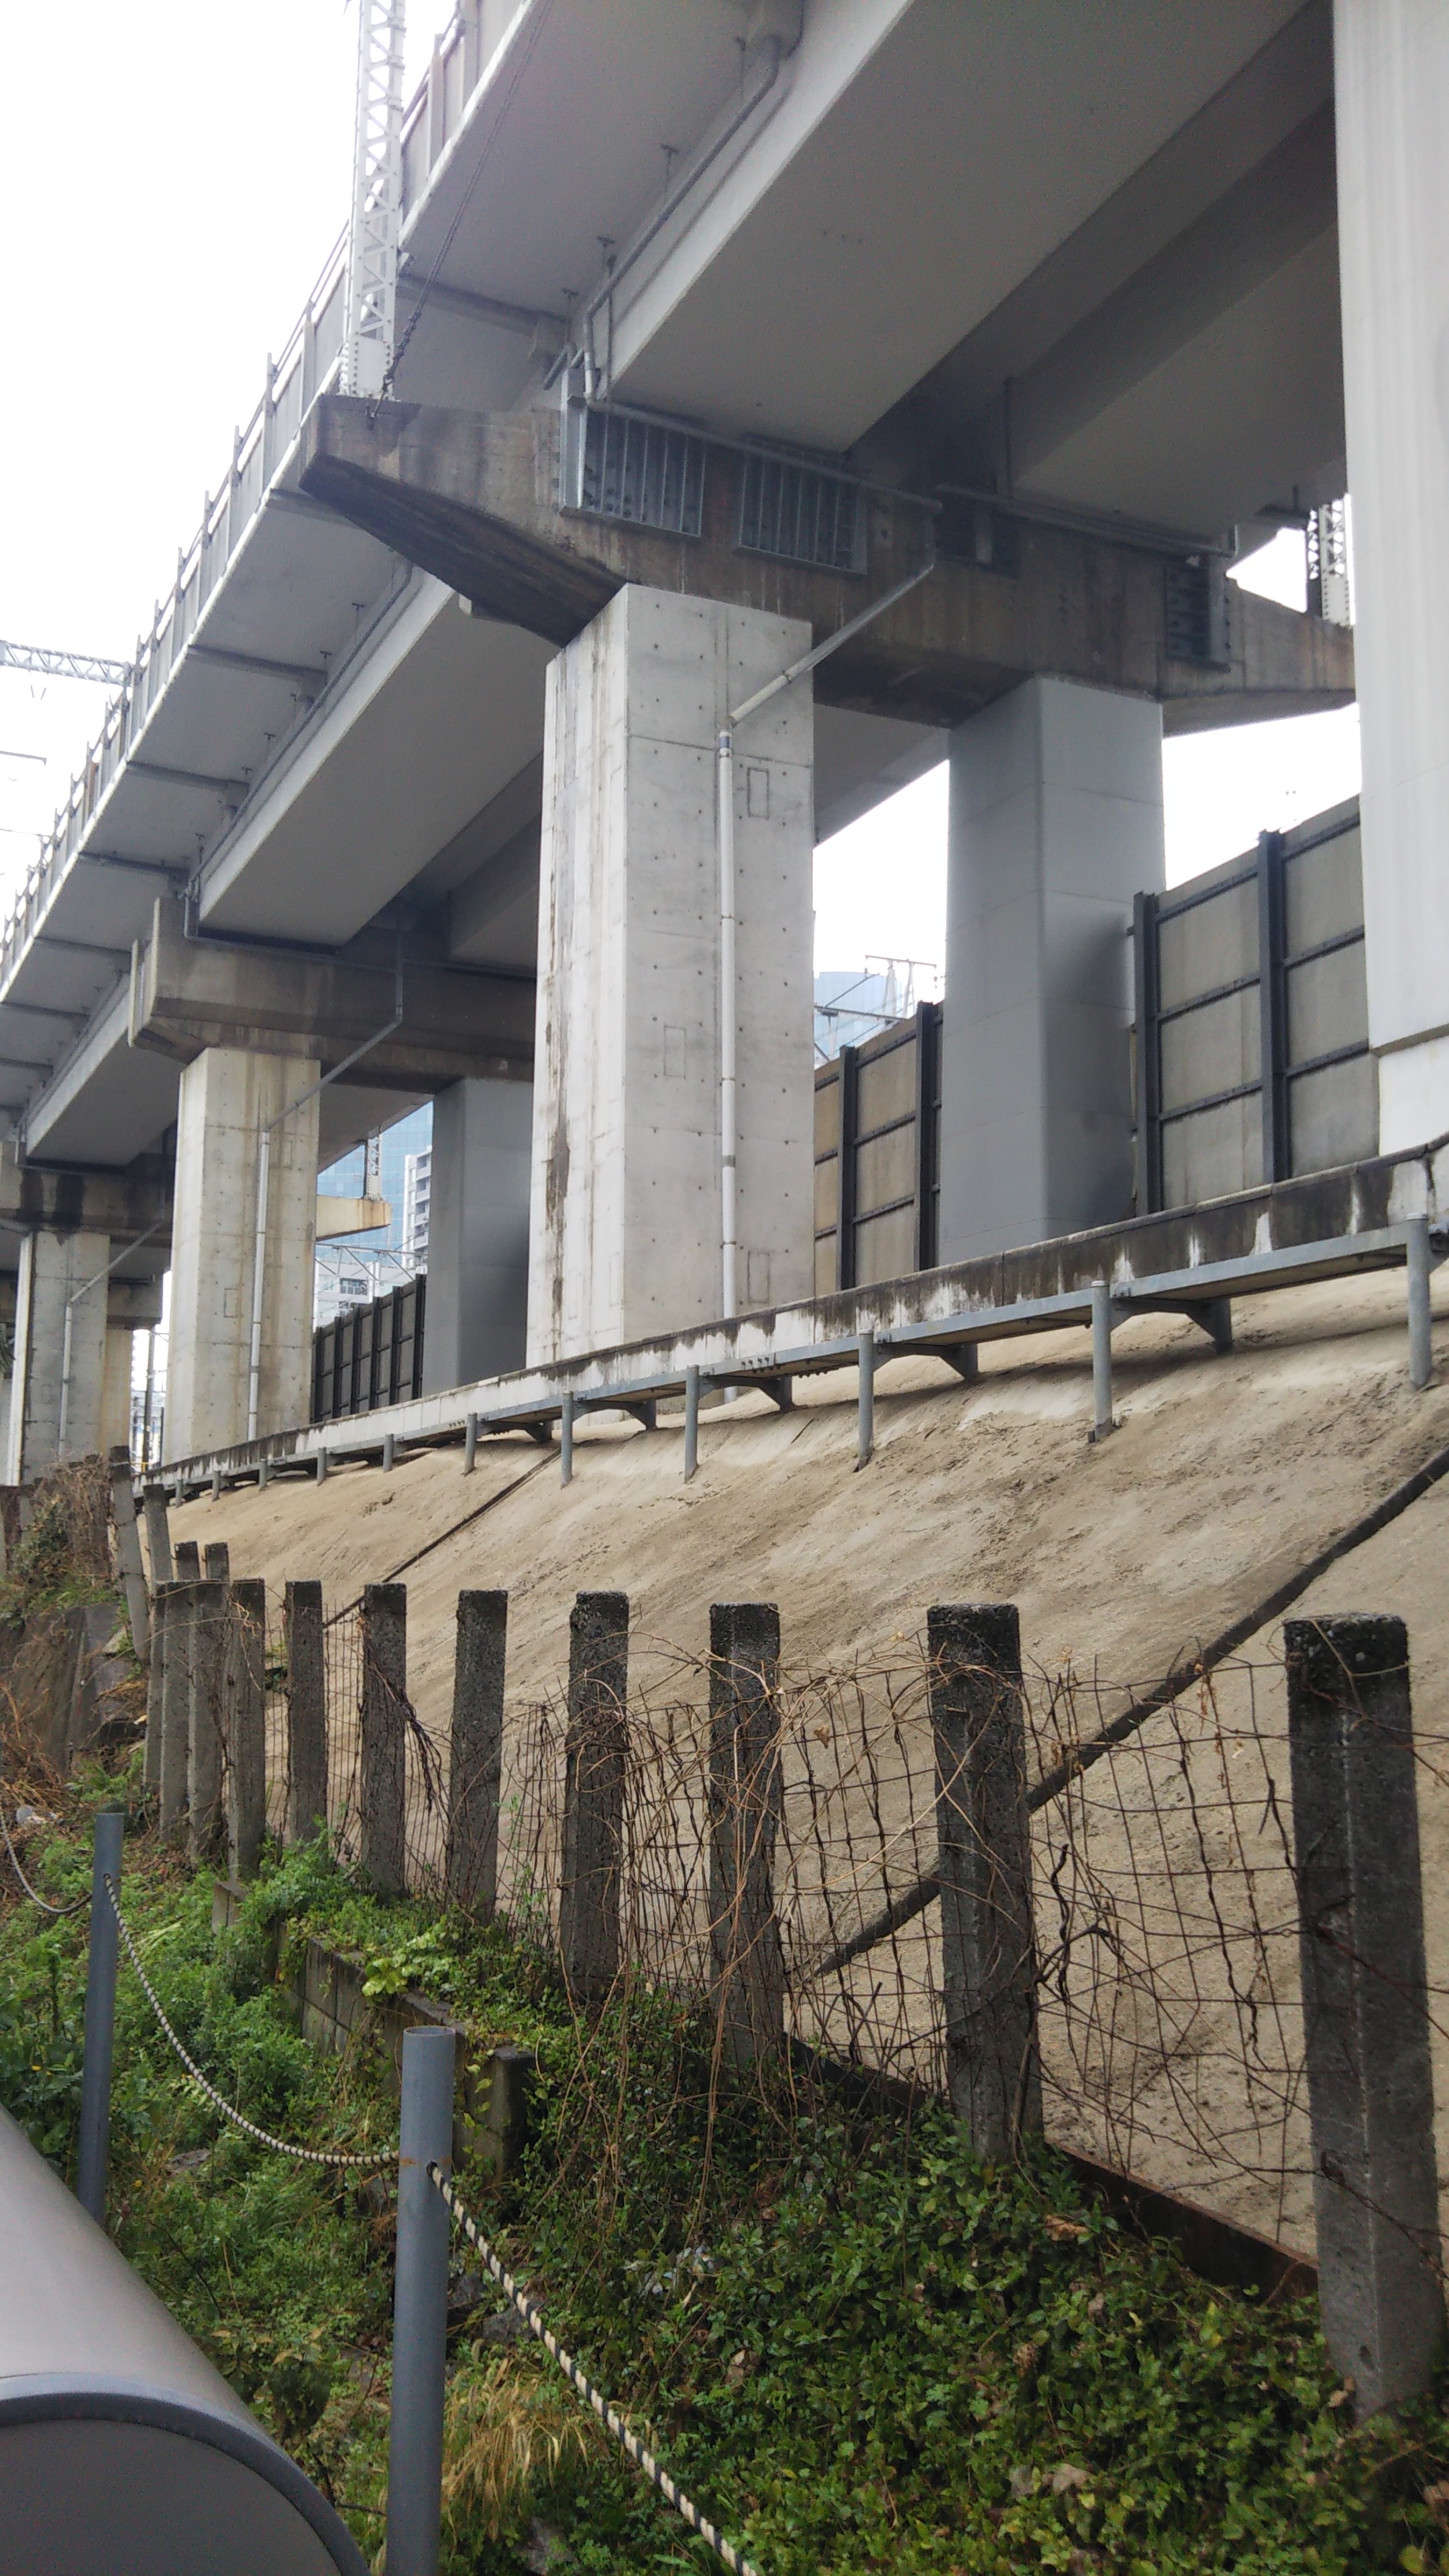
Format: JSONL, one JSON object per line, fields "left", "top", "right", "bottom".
{"left": 104, "top": 1877, "right": 389, "bottom": 2170}
{"left": 429, "top": 2164, "right": 763, "bottom": 2576}
{"left": 1, "top": 1809, "right": 85, "bottom": 1916}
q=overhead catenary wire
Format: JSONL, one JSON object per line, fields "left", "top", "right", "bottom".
{"left": 429, "top": 2165, "right": 764, "bottom": 2576}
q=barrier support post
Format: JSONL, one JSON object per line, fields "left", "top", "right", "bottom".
{"left": 76, "top": 1806, "right": 125, "bottom": 2225}
{"left": 386, "top": 2024, "right": 457, "bottom": 2576}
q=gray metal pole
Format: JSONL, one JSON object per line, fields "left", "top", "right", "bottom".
{"left": 559, "top": 1391, "right": 574, "bottom": 1487}
{"left": 316, "top": 1447, "right": 329, "bottom": 1485}
{"left": 1089, "top": 1280, "right": 1114, "bottom": 1440}
{"left": 76, "top": 1807, "right": 125, "bottom": 2225}
{"left": 386, "top": 2023, "right": 457, "bottom": 2576}
{"left": 463, "top": 1412, "right": 479, "bottom": 1476}
{"left": 683, "top": 1367, "right": 700, "bottom": 1482}
{"left": 1407, "top": 1214, "right": 1434, "bottom": 1390}
{"left": 382, "top": 1432, "right": 396, "bottom": 1472}
{"left": 856, "top": 1330, "right": 875, "bottom": 1469}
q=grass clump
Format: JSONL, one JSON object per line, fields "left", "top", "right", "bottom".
{"left": 3, "top": 1777, "right": 1449, "bottom": 2571}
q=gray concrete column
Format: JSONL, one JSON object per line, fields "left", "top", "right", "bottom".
{"left": 167, "top": 1045, "right": 319, "bottom": 1458}
{"left": 3, "top": 1228, "right": 111, "bottom": 1481}
{"left": 528, "top": 584, "right": 815, "bottom": 1364}
{"left": 940, "top": 676, "right": 1165, "bottom": 1261}
{"left": 1334, "top": 3, "right": 1449, "bottom": 1150}
{"left": 422, "top": 1079, "right": 532, "bottom": 1393}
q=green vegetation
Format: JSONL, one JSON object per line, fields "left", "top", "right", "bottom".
{"left": 3, "top": 1764, "right": 1448, "bottom": 2573}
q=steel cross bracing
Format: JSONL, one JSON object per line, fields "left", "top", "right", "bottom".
{"left": 0, "top": 640, "right": 131, "bottom": 688}
{"left": 341, "top": 0, "right": 407, "bottom": 399}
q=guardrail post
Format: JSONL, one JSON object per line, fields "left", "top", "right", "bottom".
{"left": 928, "top": 1602, "right": 1041, "bottom": 2159}
{"left": 684, "top": 1366, "right": 700, "bottom": 1481}
{"left": 559, "top": 1592, "right": 629, "bottom": 2003}
{"left": 386, "top": 2023, "right": 456, "bottom": 2576}
{"left": 1089, "top": 1280, "right": 1114, "bottom": 1440}
{"left": 360, "top": 1582, "right": 408, "bottom": 1895}
{"left": 107, "top": 1446, "right": 149, "bottom": 1665}
{"left": 141, "top": 1482, "right": 173, "bottom": 1585}
{"left": 316, "top": 1446, "right": 329, "bottom": 1485}
{"left": 188, "top": 1580, "right": 228, "bottom": 1865}
{"left": 1407, "top": 1216, "right": 1434, "bottom": 1389}
{"left": 382, "top": 1432, "right": 396, "bottom": 1473}
{"left": 559, "top": 1391, "right": 575, "bottom": 1487}
{"left": 856, "top": 1330, "right": 875, "bottom": 1468}
{"left": 225, "top": 1578, "right": 267, "bottom": 1880}
{"left": 1285, "top": 1614, "right": 1445, "bottom": 2414}
{"left": 144, "top": 1582, "right": 170, "bottom": 1799}
{"left": 285, "top": 1580, "right": 328, "bottom": 1845}
{"left": 464, "top": 1411, "right": 479, "bottom": 1475}
{"left": 445, "top": 1592, "right": 506, "bottom": 1916}
{"left": 708, "top": 1602, "right": 784, "bottom": 2068}
{"left": 160, "top": 1581, "right": 194, "bottom": 1843}
{"left": 76, "top": 1805, "right": 125, "bottom": 2225}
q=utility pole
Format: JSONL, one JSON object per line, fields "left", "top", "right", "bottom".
{"left": 342, "top": 0, "right": 407, "bottom": 399}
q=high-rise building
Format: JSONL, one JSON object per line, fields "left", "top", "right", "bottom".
{"left": 402, "top": 1146, "right": 431, "bottom": 1272}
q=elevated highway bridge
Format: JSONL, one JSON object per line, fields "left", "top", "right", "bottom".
{"left": 2, "top": 0, "right": 1438, "bottom": 1479}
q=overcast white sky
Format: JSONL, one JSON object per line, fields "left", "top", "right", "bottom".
{"left": 3, "top": 5, "right": 1358, "bottom": 987}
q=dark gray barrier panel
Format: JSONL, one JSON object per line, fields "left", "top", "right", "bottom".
{"left": 1285, "top": 1614, "right": 1446, "bottom": 2416}
{"left": 0, "top": 2103, "right": 368, "bottom": 2576}
{"left": 559, "top": 1593, "right": 629, "bottom": 2002}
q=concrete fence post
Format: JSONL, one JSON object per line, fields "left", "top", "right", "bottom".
{"left": 284, "top": 1580, "right": 329, "bottom": 1845}
{"left": 76, "top": 1805, "right": 125, "bottom": 2226}
{"left": 1089, "top": 1281, "right": 1114, "bottom": 1440}
{"left": 141, "top": 1483, "right": 173, "bottom": 1585}
{"left": 225, "top": 1578, "right": 268, "bottom": 1881}
{"left": 107, "top": 1447, "right": 149, "bottom": 1666}
{"left": 684, "top": 1366, "right": 700, "bottom": 1482}
{"left": 187, "top": 1579, "right": 229, "bottom": 1866}
{"left": 143, "top": 1583, "right": 170, "bottom": 1799}
{"left": 856, "top": 1330, "right": 875, "bottom": 1468}
{"left": 445, "top": 1591, "right": 506, "bottom": 1916}
{"left": 159, "top": 1582, "right": 193, "bottom": 1843}
{"left": 1407, "top": 1216, "right": 1434, "bottom": 1390}
{"left": 204, "top": 1540, "right": 230, "bottom": 1583}
{"left": 559, "top": 1591, "right": 629, "bottom": 2003}
{"left": 928, "top": 1602, "right": 1042, "bottom": 2159}
{"left": 174, "top": 1538, "right": 201, "bottom": 1580}
{"left": 1285, "top": 1613, "right": 1446, "bottom": 2414}
{"left": 360, "top": 1582, "right": 408, "bottom": 1896}
{"left": 386, "top": 2023, "right": 456, "bottom": 2576}
{"left": 708, "top": 1601, "right": 785, "bottom": 2068}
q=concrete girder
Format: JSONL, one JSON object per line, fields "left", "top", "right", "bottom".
{"left": 0, "top": 1143, "right": 173, "bottom": 1248}
{"left": 299, "top": 396, "right": 1354, "bottom": 735}
{"left": 129, "top": 898, "right": 534, "bottom": 1093}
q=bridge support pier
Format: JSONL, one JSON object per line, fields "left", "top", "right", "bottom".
{"left": 166, "top": 1046, "right": 319, "bottom": 1458}
{"left": 939, "top": 675, "right": 1165, "bottom": 1262}
{"left": 3, "top": 1228, "right": 111, "bottom": 1480}
{"left": 421, "top": 1076, "right": 532, "bottom": 1393}
{"left": 527, "top": 583, "right": 815, "bottom": 1364}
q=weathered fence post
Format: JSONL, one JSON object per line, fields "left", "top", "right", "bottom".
{"left": 708, "top": 1602, "right": 785, "bottom": 2068}
{"left": 386, "top": 2023, "right": 456, "bottom": 2576}
{"left": 928, "top": 1602, "right": 1041, "bottom": 2159}
{"left": 559, "top": 1592, "right": 629, "bottom": 2003}
{"left": 445, "top": 1592, "right": 506, "bottom": 1915}
{"left": 225, "top": 1578, "right": 268, "bottom": 1881}
{"left": 1285, "top": 1613, "right": 1446, "bottom": 2414}
{"left": 159, "top": 1581, "right": 193, "bottom": 1843}
{"left": 141, "top": 1483, "right": 173, "bottom": 1586}
{"left": 107, "top": 1446, "right": 149, "bottom": 1665}
{"left": 76, "top": 1805, "right": 125, "bottom": 2226}
{"left": 187, "top": 1578, "right": 228, "bottom": 1865}
{"left": 360, "top": 1582, "right": 408, "bottom": 1895}
{"left": 144, "top": 1583, "right": 170, "bottom": 1799}
{"left": 204, "top": 1540, "right": 230, "bottom": 1583}
{"left": 285, "top": 1580, "right": 328, "bottom": 1845}
{"left": 174, "top": 1538, "right": 201, "bottom": 1580}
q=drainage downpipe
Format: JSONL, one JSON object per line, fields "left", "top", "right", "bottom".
{"left": 582, "top": 36, "right": 784, "bottom": 400}
{"left": 246, "top": 947, "right": 405, "bottom": 1443}
{"left": 715, "top": 539, "right": 937, "bottom": 1320}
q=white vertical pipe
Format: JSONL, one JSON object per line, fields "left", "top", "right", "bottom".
{"left": 246, "top": 1123, "right": 271, "bottom": 1445}
{"left": 717, "top": 727, "right": 738, "bottom": 1320}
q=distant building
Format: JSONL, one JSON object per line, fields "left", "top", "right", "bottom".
{"left": 402, "top": 1145, "right": 431, "bottom": 1272}
{"left": 315, "top": 1102, "right": 433, "bottom": 1319}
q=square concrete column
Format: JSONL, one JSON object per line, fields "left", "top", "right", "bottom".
{"left": 422, "top": 1077, "right": 533, "bottom": 1393}
{"left": 1334, "top": 5, "right": 1449, "bottom": 1148}
{"left": 166, "top": 1046, "right": 319, "bottom": 1457}
{"left": 940, "top": 677, "right": 1165, "bottom": 1262}
{"left": 528, "top": 584, "right": 815, "bottom": 1364}
{"left": 3, "top": 1228, "right": 110, "bottom": 1480}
